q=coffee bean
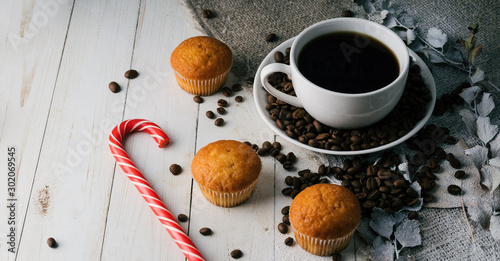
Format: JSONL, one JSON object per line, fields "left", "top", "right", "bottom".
{"left": 230, "top": 249, "right": 243, "bottom": 259}
{"left": 447, "top": 185, "right": 462, "bottom": 195}
{"left": 199, "top": 227, "right": 212, "bottom": 235}
{"left": 221, "top": 87, "right": 233, "bottom": 97}
{"left": 285, "top": 176, "right": 293, "bottom": 186}
{"left": 265, "top": 33, "right": 277, "bottom": 42}
{"left": 251, "top": 144, "right": 259, "bottom": 151}
{"left": 169, "top": 164, "right": 182, "bottom": 175}
{"left": 454, "top": 170, "right": 466, "bottom": 179}
{"left": 281, "top": 206, "right": 290, "bottom": 215}
{"left": 214, "top": 118, "right": 224, "bottom": 126}
{"left": 276, "top": 154, "right": 287, "bottom": 164}
{"left": 273, "top": 142, "right": 281, "bottom": 150}
{"left": 449, "top": 158, "right": 462, "bottom": 169}
{"left": 270, "top": 148, "right": 280, "bottom": 157}
{"left": 257, "top": 148, "right": 268, "bottom": 156}
{"left": 284, "top": 237, "right": 294, "bottom": 246}
{"left": 232, "top": 83, "right": 242, "bottom": 92}
{"left": 218, "top": 99, "right": 228, "bottom": 107}
{"left": 193, "top": 96, "right": 204, "bottom": 103}
{"left": 262, "top": 141, "right": 273, "bottom": 150}
{"left": 178, "top": 213, "right": 188, "bottom": 222}
{"left": 206, "top": 110, "right": 215, "bottom": 119}
{"left": 332, "top": 253, "right": 342, "bottom": 261}
{"left": 235, "top": 96, "right": 243, "bottom": 102}
{"left": 283, "top": 161, "right": 294, "bottom": 170}
{"left": 278, "top": 223, "right": 288, "bottom": 234}
{"left": 47, "top": 237, "right": 57, "bottom": 248}
{"left": 282, "top": 187, "right": 293, "bottom": 196}
{"left": 124, "top": 69, "right": 139, "bottom": 79}
{"left": 341, "top": 9, "right": 354, "bottom": 17}
{"left": 108, "top": 81, "right": 120, "bottom": 93}
{"left": 287, "top": 152, "right": 296, "bottom": 163}
{"left": 202, "top": 9, "right": 213, "bottom": 18}
{"left": 217, "top": 107, "right": 226, "bottom": 115}
{"left": 275, "top": 51, "right": 285, "bottom": 63}
{"left": 290, "top": 189, "right": 299, "bottom": 199}
{"left": 282, "top": 215, "right": 290, "bottom": 225}
{"left": 408, "top": 211, "right": 419, "bottom": 220}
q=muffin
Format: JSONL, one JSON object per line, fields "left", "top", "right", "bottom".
{"left": 170, "top": 36, "right": 232, "bottom": 96}
{"left": 289, "top": 184, "right": 361, "bottom": 256}
{"left": 191, "top": 140, "right": 261, "bottom": 207}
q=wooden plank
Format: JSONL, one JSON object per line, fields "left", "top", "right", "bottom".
{"left": 14, "top": 0, "right": 141, "bottom": 259}
{"left": 190, "top": 78, "right": 277, "bottom": 259}
{"left": 100, "top": 0, "right": 203, "bottom": 260}
{"left": 0, "top": 0, "right": 73, "bottom": 260}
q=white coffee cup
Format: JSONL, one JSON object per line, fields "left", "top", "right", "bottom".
{"left": 260, "top": 18, "right": 410, "bottom": 129}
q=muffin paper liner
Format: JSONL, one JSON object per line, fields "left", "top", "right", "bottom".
{"left": 292, "top": 227, "right": 355, "bottom": 256}
{"left": 197, "top": 179, "right": 258, "bottom": 208}
{"left": 173, "top": 67, "right": 231, "bottom": 96}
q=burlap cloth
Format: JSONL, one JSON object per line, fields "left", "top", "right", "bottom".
{"left": 183, "top": 0, "right": 500, "bottom": 260}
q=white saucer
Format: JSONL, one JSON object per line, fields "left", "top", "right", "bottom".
{"left": 253, "top": 37, "right": 436, "bottom": 155}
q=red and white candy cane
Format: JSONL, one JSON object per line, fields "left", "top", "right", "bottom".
{"left": 109, "top": 119, "right": 205, "bottom": 261}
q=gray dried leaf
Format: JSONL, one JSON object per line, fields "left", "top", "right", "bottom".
{"left": 382, "top": 12, "right": 398, "bottom": 28}
{"left": 409, "top": 40, "right": 424, "bottom": 52}
{"left": 489, "top": 133, "right": 500, "bottom": 158}
{"left": 425, "top": 27, "right": 447, "bottom": 48}
{"left": 373, "top": 236, "right": 395, "bottom": 261}
{"left": 395, "top": 219, "right": 421, "bottom": 248}
{"left": 481, "top": 165, "right": 500, "bottom": 192}
{"left": 406, "top": 29, "right": 416, "bottom": 45}
{"left": 395, "top": 211, "right": 406, "bottom": 225}
{"left": 470, "top": 67, "right": 486, "bottom": 84}
{"left": 489, "top": 157, "right": 500, "bottom": 168}
{"left": 380, "top": 0, "right": 394, "bottom": 12}
{"left": 397, "top": 11, "right": 415, "bottom": 28}
{"left": 363, "top": 0, "right": 376, "bottom": 14}
{"left": 444, "top": 46, "right": 464, "bottom": 65}
{"left": 370, "top": 207, "right": 396, "bottom": 239}
{"left": 490, "top": 215, "right": 500, "bottom": 241}
{"left": 467, "top": 197, "right": 492, "bottom": 228}
{"left": 465, "top": 145, "right": 489, "bottom": 171}
{"left": 476, "top": 116, "right": 499, "bottom": 144}
{"left": 459, "top": 86, "right": 482, "bottom": 108}
{"left": 422, "top": 48, "right": 446, "bottom": 63}
{"left": 477, "top": 92, "right": 495, "bottom": 117}
{"left": 459, "top": 109, "right": 478, "bottom": 135}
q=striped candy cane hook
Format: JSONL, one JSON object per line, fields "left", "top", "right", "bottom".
{"left": 109, "top": 119, "right": 205, "bottom": 261}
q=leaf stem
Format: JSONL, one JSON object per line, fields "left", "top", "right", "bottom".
{"left": 460, "top": 187, "right": 475, "bottom": 243}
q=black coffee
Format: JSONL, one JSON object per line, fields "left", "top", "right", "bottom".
{"left": 298, "top": 32, "right": 399, "bottom": 94}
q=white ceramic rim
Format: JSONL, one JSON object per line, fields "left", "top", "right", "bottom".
{"left": 253, "top": 36, "right": 436, "bottom": 156}
{"left": 290, "top": 18, "right": 410, "bottom": 98}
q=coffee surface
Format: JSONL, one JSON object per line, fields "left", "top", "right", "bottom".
{"left": 298, "top": 32, "right": 399, "bottom": 94}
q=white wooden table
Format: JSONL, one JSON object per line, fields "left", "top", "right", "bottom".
{"left": 1, "top": 1, "right": 358, "bottom": 260}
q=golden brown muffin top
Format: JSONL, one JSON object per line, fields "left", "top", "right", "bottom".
{"left": 290, "top": 184, "right": 361, "bottom": 239}
{"left": 191, "top": 140, "right": 261, "bottom": 193}
{"left": 170, "top": 36, "right": 232, "bottom": 80}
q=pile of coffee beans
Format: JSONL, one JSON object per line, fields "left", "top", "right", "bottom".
{"left": 265, "top": 48, "right": 432, "bottom": 152}
{"left": 244, "top": 141, "right": 300, "bottom": 171}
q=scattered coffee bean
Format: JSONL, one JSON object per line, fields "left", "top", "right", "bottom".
{"left": 124, "top": 69, "right": 139, "bottom": 79}
{"left": 408, "top": 211, "right": 419, "bottom": 220}
{"left": 262, "top": 141, "right": 273, "bottom": 150}
{"left": 232, "top": 83, "right": 242, "bottom": 92}
{"left": 454, "top": 170, "right": 466, "bottom": 179}
{"left": 230, "top": 249, "right": 243, "bottom": 259}
{"left": 283, "top": 161, "right": 294, "bottom": 171}
{"left": 275, "top": 51, "right": 285, "bottom": 63}
{"left": 257, "top": 148, "right": 268, "bottom": 156}
{"left": 178, "top": 214, "right": 188, "bottom": 222}
{"left": 169, "top": 164, "right": 182, "bottom": 175}
{"left": 243, "top": 141, "right": 252, "bottom": 146}
{"left": 282, "top": 215, "right": 290, "bottom": 225}
{"left": 286, "top": 152, "right": 296, "bottom": 163}
{"left": 449, "top": 158, "right": 462, "bottom": 169}
{"left": 281, "top": 206, "right": 290, "bottom": 215}
{"left": 332, "top": 253, "right": 342, "bottom": 261}
{"left": 284, "top": 237, "right": 294, "bottom": 246}
{"left": 193, "top": 96, "right": 204, "bottom": 103}
{"left": 199, "top": 227, "right": 213, "bottom": 235}
{"left": 251, "top": 144, "right": 259, "bottom": 151}
{"left": 108, "top": 81, "right": 120, "bottom": 93}
{"left": 217, "top": 107, "right": 226, "bottom": 115}
{"left": 214, "top": 118, "right": 224, "bottom": 126}
{"left": 278, "top": 223, "right": 288, "bottom": 234}
{"left": 447, "top": 185, "right": 462, "bottom": 195}
{"left": 221, "top": 87, "right": 233, "bottom": 97}
{"left": 273, "top": 142, "right": 282, "bottom": 150}
{"left": 218, "top": 99, "right": 228, "bottom": 107}
{"left": 202, "top": 9, "right": 213, "bottom": 18}
{"left": 341, "top": 10, "right": 354, "bottom": 17}
{"left": 235, "top": 96, "right": 243, "bottom": 102}
{"left": 206, "top": 110, "right": 215, "bottom": 119}
{"left": 265, "top": 33, "right": 277, "bottom": 42}
{"left": 47, "top": 237, "right": 57, "bottom": 248}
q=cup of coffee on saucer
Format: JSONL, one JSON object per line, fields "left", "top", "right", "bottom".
{"left": 260, "top": 18, "right": 410, "bottom": 129}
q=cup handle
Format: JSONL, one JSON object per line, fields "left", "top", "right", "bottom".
{"left": 260, "top": 63, "right": 303, "bottom": 108}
